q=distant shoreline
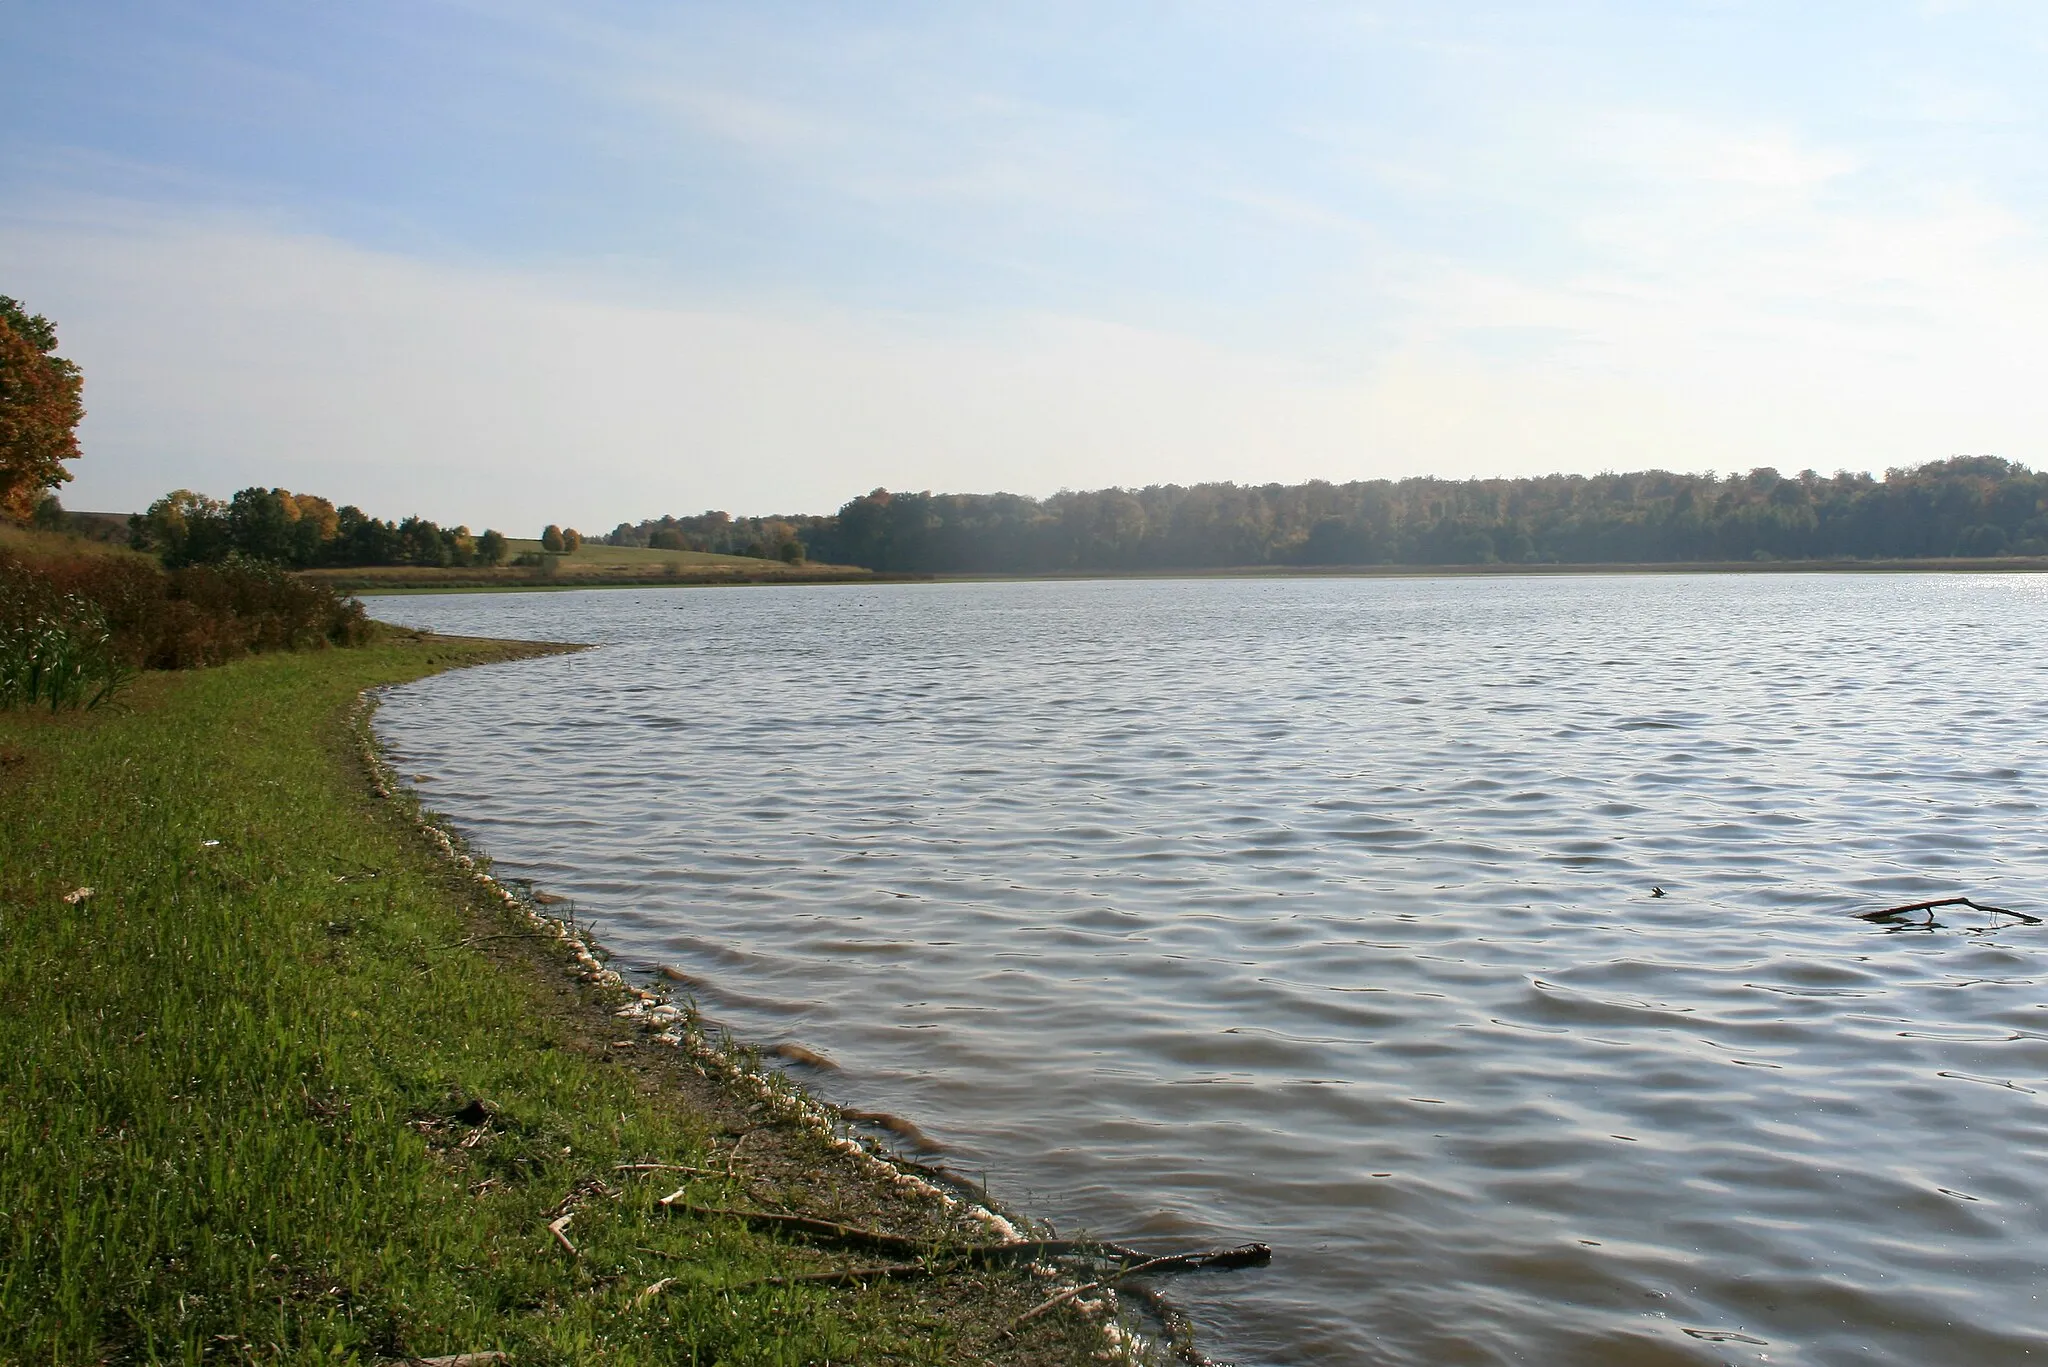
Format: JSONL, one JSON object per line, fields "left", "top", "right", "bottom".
{"left": 317, "top": 567, "right": 897, "bottom": 594}
{"left": 937, "top": 555, "right": 2048, "bottom": 581}
{"left": 338, "top": 555, "right": 2048, "bottom": 594}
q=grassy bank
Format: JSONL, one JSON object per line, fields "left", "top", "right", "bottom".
{"left": 0, "top": 633, "right": 1110, "bottom": 1365}
{"left": 302, "top": 542, "right": 877, "bottom": 594}
{"left": 0, "top": 520, "right": 154, "bottom": 563}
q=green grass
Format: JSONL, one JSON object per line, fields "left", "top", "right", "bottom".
{"left": 499, "top": 541, "right": 772, "bottom": 571}
{"left": 0, "top": 637, "right": 1070, "bottom": 1365}
{"left": 300, "top": 546, "right": 872, "bottom": 594}
{"left": 0, "top": 521, "right": 154, "bottom": 562}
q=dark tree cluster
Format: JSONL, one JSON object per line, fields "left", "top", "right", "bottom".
{"left": 130, "top": 487, "right": 509, "bottom": 571}
{"left": 605, "top": 510, "right": 808, "bottom": 563}
{"left": 788, "top": 458, "right": 2048, "bottom": 573}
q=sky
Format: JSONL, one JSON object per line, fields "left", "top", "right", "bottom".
{"left": 3, "top": 1, "right": 2046, "bottom": 530}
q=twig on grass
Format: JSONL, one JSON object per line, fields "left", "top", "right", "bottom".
{"left": 657, "top": 1200, "right": 1158, "bottom": 1265}
{"left": 726, "top": 1262, "right": 932, "bottom": 1290}
{"left": 615, "top": 1162, "right": 720, "bottom": 1175}
{"left": 724, "top": 1131, "right": 754, "bottom": 1180}
{"left": 548, "top": 1214, "right": 577, "bottom": 1256}
{"left": 431, "top": 932, "right": 561, "bottom": 951}
{"left": 661, "top": 1201, "right": 930, "bottom": 1256}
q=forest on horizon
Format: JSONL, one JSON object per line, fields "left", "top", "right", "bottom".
{"left": 606, "top": 456, "right": 2048, "bottom": 574}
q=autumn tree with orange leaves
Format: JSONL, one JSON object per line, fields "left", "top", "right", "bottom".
{"left": 0, "top": 295, "right": 85, "bottom": 522}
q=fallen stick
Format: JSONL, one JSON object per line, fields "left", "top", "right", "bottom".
{"left": 1859, "top": 896, "right": 2040, "bottom": 925}
{"left": 841, "top": 1108, "right": 942, "bottom": 1152}
{"left": 615, "top": 1162, "right": 720, "bottom": 1175}
{"left": 432, "top": 932, "right": 560, "bottom": 951}
{"left": 727, "top": 1262, "right": 932, "bottom": 1290}
{"left": 657, "top": 1200, "right": 1146, "bottom": 1264}
{"left": 397, "top": 1355, "right": 509, "bottom": 1367}
{"left": 660, "top": 1201, "right": 931, "bottom": 1256}
{"left": 1007, "top": 1245, "right": 1273, "bottom": 1332}
{"left": 724, "top": 1131, "right": 754, "bottom": 1180}
{"left": 986, "top": 1237, "right": 1151, "bottom": 1264}
{"left": 887, "top": 1152, "right": 985, "bottom": 1192}
{"left": 548, "top": 1214, "right": 577, "bottom": 1256}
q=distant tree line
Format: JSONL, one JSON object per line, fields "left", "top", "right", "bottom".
{"left": 748, "top": 457, "right": 2045, "bottom": 573}
{"left": 605, "top": 510, "right": 806, "bottom": 563}
{"left": 130, "top": 488, "right": 511, "bottom": 570}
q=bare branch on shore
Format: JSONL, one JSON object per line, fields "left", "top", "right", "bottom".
{"left": 615, "top": 1162, "right": 720, "bottom": 1175}
{"left": 729, "top": 1263, "right": 933, "bottom": 1290}
{"left": 431, "top": 931, "right": 560, "bottom": 950}
{"left": 1006, "top": 1245, "right": 1273, "bottom": 1333}
{"left": 656, "top": 1198, "right": 1261, "bottom": 1282}
{"left": 662, "top": 1201, "right": 933, "bottom": 1256}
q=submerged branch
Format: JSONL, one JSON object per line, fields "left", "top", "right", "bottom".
{"left": 1859, "top": 896, "right": 2039, "bottom": 925}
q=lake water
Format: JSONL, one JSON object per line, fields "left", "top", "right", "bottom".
{"left": 368, "top": 574, "right": 2048, "bottom": 1365}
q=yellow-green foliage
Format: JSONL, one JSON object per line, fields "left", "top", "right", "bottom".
{"left": 0, "top": 641, "right": 959, "bottom": 1364}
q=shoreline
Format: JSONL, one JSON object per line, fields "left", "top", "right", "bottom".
{"left": 337, "top": 555, "right": 2048, "bottom": 595}
{"left": 357, "top": 636, "right": 1249, "bottom": 1364}
{"left": 932, "top": 555, "right": 2048, "bottom": 581}
{"left": 352, "top": 654, "right": 1045, "bottom": 1230}
{"left": 308, "top": 567, "right": 894, "bottom": 594}
{"left": 0, "top": 628, "right": 1175, "bottom": 1365}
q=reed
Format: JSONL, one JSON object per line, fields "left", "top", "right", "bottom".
{"left": 0, "top": 550, "right": 369, "bottom": 713}
{"left": 0, "top": 558, "right": 133, "bottom": 710}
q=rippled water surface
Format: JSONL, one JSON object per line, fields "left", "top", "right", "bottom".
{"left": 370, "top": 575, "right": 2048, "bottom": 1365}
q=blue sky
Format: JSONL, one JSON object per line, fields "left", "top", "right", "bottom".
{"left": 4, "top": 2, "right": 2046, "bottom": 528}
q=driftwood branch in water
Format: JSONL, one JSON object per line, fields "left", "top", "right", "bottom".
{"left": 1006, "top": 1244, "right": 1273, "bottom": 1332}
{"left": 1860, "top": 897, "right": 2040, "bottom": 925}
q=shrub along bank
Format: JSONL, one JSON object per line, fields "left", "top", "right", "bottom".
{"left": 0, "top": 547, "right": 368, "bottom": 712}
{"left": 0, "top": 633, "right": 1113, "bottom": 1365}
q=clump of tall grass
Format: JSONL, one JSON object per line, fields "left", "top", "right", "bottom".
{"left": 0, "top": 550, "right": 369, "bottom": 711}
{"left": 0, "top": 560, "right": 132, "bottom": 710}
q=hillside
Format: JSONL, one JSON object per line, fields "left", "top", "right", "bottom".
{"left": 299, "top": 538, "right": 872, "bottom": 592}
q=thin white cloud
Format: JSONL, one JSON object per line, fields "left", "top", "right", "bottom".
{"left": 7, "top": 2, "right": 2048, "bottom": 527}
{"left": 7, "top": 192, "right": 2044, "bottom": 533}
